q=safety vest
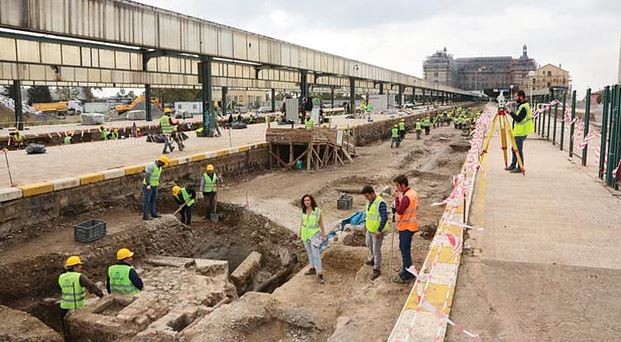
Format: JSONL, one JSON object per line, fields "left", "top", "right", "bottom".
{"left": 108, "top": 264, "right": 140, "bottom": 296}
{"left": 180, "top": 188, "right": 195, "bottom": 207}
{"left": 160, "top": 114, "right": 173, "bottom": 134}
{"left": 367, "top": 103, "right": 374, "bottom": 112}
{"left": 397, "top": 189, "right": 418, "bottom": 232}
{"left": 359, "top": 103, "right": 367, "bottom": 111}
{"left": 64, "top": 136, "right": 72, "bottom": 145}
{"left": 301, "top": 208, "right": 321, "bottom": 241}
{"left": 305, "top": 118, "right": 314, "bottom": 130}
{"left": 513, "top": 102, "right": 534, "bottom": 137}
{"left": 202, "top": 173, "right": 217, "bottom": 193}
{"left": 398, "top": 122, "right": 406, "bottom": 131}
{"left": 365, "top": 195, "right": 385, "bottom": 233}
{"left": 391, "top": 127, "right": 399, "bottom": 138}
{"left": 422, "top": 119, "right": 430, "bottom": 127}
{"left": 415, "top": 122, "right": 422, "bottom": 131}
{"left": 99, "top": 127, "right": 108, "bottom": 140}
{"left": 59, "top": 272, "right": 85, "bottom": 310}
{"left": 143, "top": 162, "right": 162, "bottom": 187}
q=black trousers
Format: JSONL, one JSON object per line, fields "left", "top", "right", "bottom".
{"left": 180, "top": 205, "right": 192, "bottom": 225}
{"left": 203, "top": 192, "right": 217, "bottom": 217}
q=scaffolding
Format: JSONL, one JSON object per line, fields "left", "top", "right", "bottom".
{"left": 266, "top": 126, "right": 355, "bottom": 170}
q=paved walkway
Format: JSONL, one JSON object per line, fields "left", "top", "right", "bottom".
{"left": 446, "top": 130, "right": 621, "bottom": 341}
{"left": 0, "top": 108, "right": 434, "bottom": 187}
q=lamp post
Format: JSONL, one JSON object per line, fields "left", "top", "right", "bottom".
{"left": 528, "top": 70, "right": 535, "bottom": 104}
{"left": 510, "top": 84, "right": 514, "bottom": 100}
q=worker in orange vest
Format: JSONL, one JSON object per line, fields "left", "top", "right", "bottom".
{"left": 392, "top": 174, "right": 419, "bottom": 283}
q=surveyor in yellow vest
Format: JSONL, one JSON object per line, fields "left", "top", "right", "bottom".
{"left": 299, "top": 194, "right": 327, "bottom": 284}
{"left": 362, "top": 186, "right": 388, "bottom": 281}
{"left": 64, "top": 131, "right": 73, "bottom": 145}
{"left": 200, "top": 164, "right": 219, "bottom": 220}
{"left": 507, "top": 90, "right": 534, "bottom": 173}
{"left": 391, "top": 125, "right": 400, "bottom": 148}
{"left": 172, "top": 185, "right": 196, "bottom": 225}
{"left": 304, "top": 113, "right": 314, "bottom": 130}
{"left": 142, "top": 155, "right": 169, "bottom": 220}
{"left": 59, "top": 256, "right": 104, "bottom": 339}
{"left": 107, "top": 248, "right": 143, "bottom": 296}
{"left": 415, "top": 120, "right": 422, "bottom": 140}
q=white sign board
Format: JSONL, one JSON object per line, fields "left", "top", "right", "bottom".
{"left": 285, "top": 98, "right": 299, "bottom": 121}
{"left": 336, "top": 130, "right": 344, "bottom": 146}
{"left": 311, "top": 108, "right": 320, "bottom": 124}
{"left": 369, "top": 94, "right": 388, "bottom": 112}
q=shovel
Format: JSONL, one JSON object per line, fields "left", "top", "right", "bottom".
{"left": 210, "top": 192, "right": 219, "bottom": 223}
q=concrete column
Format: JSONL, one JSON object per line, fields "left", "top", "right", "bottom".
{"left": 397, "top": 85, "right": 403, "bottom": 106}
{"left": 379, "top": 82, "right": 384, "bottom": 95}
{"left": 300, "top": 71, "right": 308, "bottom": 101}
{"left": 349, "top": 78, "right": 355, "bottom": 114}
{"left": 412, "top": 86, "right": 416, "bottom": 104}
{"left": 330, "top": 87, "right": 335, "bottom": 109}
{"left": 221, "top": 86, "right": 228, "bottom": 115}
{"left": 13, "top": 80, "right": 23, "bottom": 130}
{"left": 142, "top": 57, "right": 152, "bottom": 121}
{"left": 271, "top": 88, "right": 276, "bottom": 112}
{"left": 201, "top": 56, "right": 214, "bottom": 136}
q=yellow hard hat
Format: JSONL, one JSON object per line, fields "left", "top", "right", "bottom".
{"left": 394, "top": 124, "right": 398, "bottom": 127}
{"left": 158, "top": 155, "right": 170, "bottom": 166}
{"left": 400, "top": 119, "right": 405, "bottom": 122}
{"left": 164, "top": 108, "right": 173, "bottom": 113}
{"left": 116, "top": 248, "right": 134, "bottom": 261}
{"left": 172, "top": 185, "right": 181, "bottom": 196}
{"left": 206, "top": 164, "right": 215, "bottom": 171}
{"left": 64, "top": 256, "right": 83, "bottom": 268}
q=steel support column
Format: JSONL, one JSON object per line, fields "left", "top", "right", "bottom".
{"left": 221, "top": 86, "right": 228, "bottom": 114}
{"left": 379, "top": 82, "right": 384, "bottom": 95}
{"left": 349, "top": 78, "right": 355, "bottom": 114}
{"left": 300, "top": 71, "right": 308, "bottom": 102}
{"left": 330, "top": 87, "right": 335, "bottom": 109}
{"left": 142, "top": 56, "right": 152, "bottom": 121}
{"left": 397, "top": 85, "right": 403, "bottom": 107}
{"left": 200, "top": 56, "right": 215, "bottom": 137}
{"left": 13, "top": 80, "right": 23, "bottom": 130}
{"left": 271, "top": 88, "right": 276, "bottom": 112}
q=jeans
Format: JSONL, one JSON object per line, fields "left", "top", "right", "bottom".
{"left": 391, "top": 137, "right": 400, "bottom": 148}
{"left": 303, "top": 239, "right": 323, "bottom": 274}
{"left": 366, "top": 231, "right": 384, "bottom": 270}
{"left": 398, "top": 230, "right": 416, "bottom": 280}
{"left": 510, "top": 135, "right": 526, "bottom": 169}
{"left": 180, "top": 205, "right": 192, "bottom": 225}
{"left": 162, "top": 134, "right": 174, "bottom": 153}
{"left": 143, "top": 185, "right": 158, "bottom": 218}
{"left": 416, "top": 130, "right": 422, "bottom": 139}
{"left": 203, "top": 192, "right": 217, "bottom": 217}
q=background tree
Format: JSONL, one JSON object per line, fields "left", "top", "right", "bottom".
{"left": 26, "top": 86, "right": 52, "bottom": 105}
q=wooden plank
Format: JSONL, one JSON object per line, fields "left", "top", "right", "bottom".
{"left": 342, "top": 148, "right": 354, "bottom": 163}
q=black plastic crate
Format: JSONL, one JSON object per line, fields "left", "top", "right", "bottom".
{"left": 337, "top": 194, "right": 353, "bottom": 210}
{"left": 74, "top": 219, "right": 106, "bottom": 243}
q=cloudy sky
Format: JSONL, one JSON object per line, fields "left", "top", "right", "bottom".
{"left": 135, "top": 0, "right": 620, "bottom": 98}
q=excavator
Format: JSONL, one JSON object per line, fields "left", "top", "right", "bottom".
{"left": 114, "top": 96, "right": 161, "bottom": 114}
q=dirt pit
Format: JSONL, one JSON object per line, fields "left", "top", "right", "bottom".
{"left": 0, "top": 119, "right": 477, "bottom": 341}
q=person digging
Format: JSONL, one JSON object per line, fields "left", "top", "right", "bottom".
{"left": 172, "top": 185, "right": 196, "bottom": 225}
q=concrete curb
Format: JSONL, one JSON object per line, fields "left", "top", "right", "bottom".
{"left": 0, "top": 142, "right": 266, "bottom": 203}
{"left": 388, "top": 157, "right": 482, "bottom": 341}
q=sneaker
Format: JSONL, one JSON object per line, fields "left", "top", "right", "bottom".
{"left": 170, "top": 145, "right": 175, "bottom": 152}
{"left": 152, "top": 214, "right": 162, "bottom": 218}
{"left": 510, "top": 168, "right": 522, "bottom": 174}
{"left": 304, "top": 268, "right": 316, "bottom": 276}
{"left": 318, "top": 274, "right": 325, "bottom": 284}
{"left": 142, "top": 216, "right": 152, "bottom": 221}
{"left": 505, "top": 166, "right": 516, "bottom": 171}
{"left": 364, "top": 260, "right": 374, "bottom": 267}
{"left": 392, "top": 275, "right": 414, "bottom": 284}
{"left": 371, "top": 269, "right": 381, "bottom": 280}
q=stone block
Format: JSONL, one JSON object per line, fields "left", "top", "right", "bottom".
{"left": 0, "top": 187, "right": 22, "bottom": 202}
{"left": 19, "top": 182, "right": 54, "bottom": 197}
{"left": 103, "top": 168, "right": 125, "bottom": 180}
{"left": 230, "top": 251, "right": 262, "bottom": 289}
{"left": 175, "top": 156, "right": 191, "bottom": 165}
{"left": 123, "top": 164, "right": 145, "bottom": 175}
{"left": 195, "top": 259, "right": 229, "bottom": 278}
{"left": 145, "top": 256, "right": 195, "bottom": 268}
{"left": 50, "top": 177, "right": 80, "bottom": 191}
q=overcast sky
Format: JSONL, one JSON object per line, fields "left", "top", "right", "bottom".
{"left": 134, "top": 0, "right": 620, "bottom": 98}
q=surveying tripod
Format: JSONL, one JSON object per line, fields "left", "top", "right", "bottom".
{"left": 481, "top": 105, "right": 525, "bottom": 175}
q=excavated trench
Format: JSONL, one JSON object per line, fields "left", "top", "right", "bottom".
{"left": 0, "top": 120, "right": 477, "bottom": 341}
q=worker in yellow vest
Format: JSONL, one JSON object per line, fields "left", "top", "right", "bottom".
{"left": 398, "top": 119, "right": 406, "bottom": 140}
{"left": 390, "top": 125, "right": 400, "bottom": 148}
{"left": 299, "top": 194, "right": 327, "bottom": 284}
{"left": 200, "top": 164, "right": 219, "bottom": 220}
{"left": 59, "top": 256, "right": 104, "bottom": 338}
{"left": 304, "top": 113, "right": 314, "bottom": 130}
{"left": 172, "top": 185, "right": 196, "bottom": 225}
{"left": 143, "top": 155, "right": 169, "bottom": 220}
{"left": 107, "top": 248, "right": 143, "bottom": 296}
{"left": 507, "top": 90, "right": 534, "bottom": 173}
{"left": 392, "top": 175, "right": 419, "bottom": 283}
{"left": 415, "top": 120, "right": 422, "bottom": 140}
{"left": 161, "top": 108, "right": 180, "bottom": 154}
{"left": 361, "top": 186, "right": 388, "bottom": 280}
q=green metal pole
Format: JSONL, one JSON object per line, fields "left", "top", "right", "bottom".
{"left": 552, "top": 94, "right": 559, "bottom": 145}
{"left": 201, "top": 56, "right": 215, "bottom": 137}
{"left": 606, "top": 86, "right": 618, "bottom": 186}
{"left": 581, "top": 88, "right": 591, "bottom": 166}
{"left": 610, "top": 85, "right": 621, "bottom": 188}
{"left": 599, "top": 86, "right": 610, "bottom": 178}
{"left": 568, "top": 90, "right": 577, "bottom": 158}
{"left": 560, "top": 91, "right": 567, "bottom": 151}
{"left": 540, "top": 95, "right": 545, "bottom": 137}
